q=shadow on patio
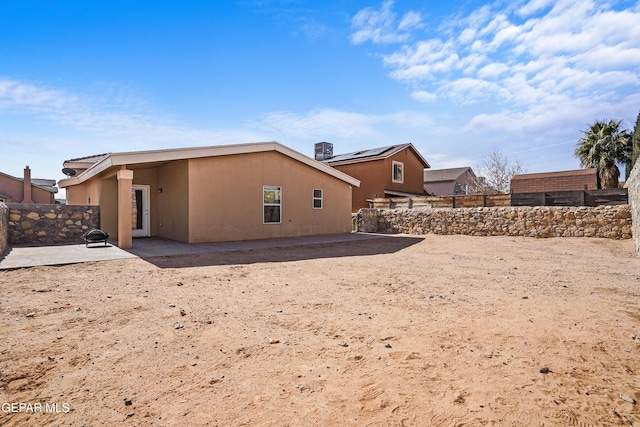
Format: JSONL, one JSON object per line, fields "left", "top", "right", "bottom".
{"left": 133, "top": 234, "right": 424, "bottom": 269}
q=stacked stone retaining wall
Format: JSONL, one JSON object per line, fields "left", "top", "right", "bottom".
{"left": 357, "top": 205, "right": 632, "bottom": 240}
{"left": 7, "top": 204, "right": 100, "bottom": 245}
{"left": 0, "top": 203, "right": 8, "bottom": 256}
{"left": 627, "top": 160, "right": 640, "bottom": 254}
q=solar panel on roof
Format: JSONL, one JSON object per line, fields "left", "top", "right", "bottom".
{"left": 364, "top": 145, "right": 396, "bottom": 156}
{"left": 326, "top": 145, "right": 398, "bottom": 162}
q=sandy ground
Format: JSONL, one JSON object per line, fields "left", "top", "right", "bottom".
{"left": 0, "top": 234, "right": 639, "bottom": 426}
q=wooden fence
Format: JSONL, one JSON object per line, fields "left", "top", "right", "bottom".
{"left": 370, "top": 189, "right": 627, "bottom": 210}
{"left": 511, "top": 189, "right": 628, "bottom": 207}
{"left": 371, "top": 194, "right": 511, "bottom": 209}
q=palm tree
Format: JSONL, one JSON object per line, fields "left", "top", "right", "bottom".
{"left": 575, "top": 119, "right": 631, "bottom": 188}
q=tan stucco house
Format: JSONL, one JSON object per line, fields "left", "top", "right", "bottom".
{"left": 0, "top": 166, "right": 57, "bottom": 204}
{"left": 317, "top": 142, "right": 430, "bottom": 212}
{"left": 423, "top": 167, "right": 480, "bottom": 196}
{"left": 59, "top": 142, "right": 360, "bottom": 248}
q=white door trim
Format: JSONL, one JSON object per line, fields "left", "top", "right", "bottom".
{"left": 132, "top": 185, "right": 150, "bottom": 237}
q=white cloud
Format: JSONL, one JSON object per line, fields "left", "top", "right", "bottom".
{"left": 411, "top": 90, "right": 438, "bottom": 103}
{"left": 0, "top": 77, "right": 437, "bottom": 170}
{"left": 0, "top": 79, "right": 75, "bottom": 111}
{"left": 440, "top": 78, "right": 505, "bottom": 104}
{"left": 398, "top": 11, "right": 422, "bottom": 31}
{"left": 385, "top": 40, "right": 462, "bottom": 80}
{"left": 349, "top": 0, "right": 640, "bottom": 172}
{"left": 381, "top": 110, "right": 436, "bottom": 128}
{"left": 0, "top": 77, "right": 265, "bottom": 154}
{"left": 295, "top": 19, "right": 327, "bottom": 40}
{"left": 517, "top": 0, "right": 554, "bottom": 17}
{"left": 459, "top": 27, "right": 476, "bottom": 44}
{"left": 575, "top": 44, "right": 640, "bottom": 70}
{"left": 426, "top": 153, "right": 477, "bottom": 169}
{"left": 461, "top": 5, "right": 493, "bottom": 33}
{"left": 350, "top": 0, "right": 422, "bottom": 45}
{"left": 260, "top": 109, "right": 380, "bottom": 140}
{"left": 257, "top": 108, "right": 438, "bottom": 146}
{"left": 487, "top": 22, "right": 521, "bottom": 50}
{"left": 477, "top": 62, "right": 509, "bottom": 79}
{"left": 479, "top": 13, "right": 511, "bottom": 40}
{"left": 353, "top": 0, "right": 640, "bottom": 112}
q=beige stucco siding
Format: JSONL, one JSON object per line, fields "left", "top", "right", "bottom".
{"left": 0, "top": 175, "right": 55, "bottom": 204}
{"left": 331, "top": 147, "right": 426, "bottom": 212}
{"left": 187, "top": 151, "right": 352, "bottom": 243}
{"left": 66, "top": 178, "right": 102, "bottom": 206}
{"left": 157, "top": 160, "right": 189, "bottom": 242}
{"left": 100, "top": 178, "right": 118, "bottom": 238}
{"left": 385, "top": 149, "right": 426, "bottom": 194}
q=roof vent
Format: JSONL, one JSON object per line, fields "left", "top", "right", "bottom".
{"left": 315, "top": 142, "right": 333, "bottom": 161}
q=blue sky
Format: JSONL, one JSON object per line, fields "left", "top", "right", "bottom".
{"left": 1, "top": 0, "right": 639, "bottom": 195}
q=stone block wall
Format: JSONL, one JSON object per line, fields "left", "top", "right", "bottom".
{"left": 356, "top": 205, "right": 632, "bottom": 240}
{"left": 7, "top": 204, "right": 100, "bottom": 245}
{"left": 0, "top": 203, "right": 8, "bottom": 256}
{"left": 626, "top": 160, "right": 640, "bottom": 254}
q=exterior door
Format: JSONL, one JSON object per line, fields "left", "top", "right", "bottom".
{"left": 131, "top": 185, "right": 150, "bottom": 237}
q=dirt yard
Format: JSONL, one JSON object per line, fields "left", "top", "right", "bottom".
{"left": 1, "top": 234, "right": 639, "bottom": 426}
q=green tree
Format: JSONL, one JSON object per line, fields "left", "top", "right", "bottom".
{"left": 631, "top": 111, "right": 640, "bottom": 173}
{"left": 575, "top": 119, "right": 631, "bottom": 188}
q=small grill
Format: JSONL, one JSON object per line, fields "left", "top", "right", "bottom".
{"left": 82, "top": 229, "right": 110, "bottom": 247}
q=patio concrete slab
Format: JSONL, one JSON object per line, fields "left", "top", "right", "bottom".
{"left": 0, "top": 243, "right": 137, "bottom": 270}
{"left": 123, "top": 232, "right": 386, "bottom": 258}
{"left": 0, "top": 233, "right": 387, "bottom": 270}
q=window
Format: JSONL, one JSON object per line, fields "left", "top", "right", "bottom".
{"left": 313, "top": 189, "right": 323, "bottom": 209}
{"left": 263, "top": 186, "right": 281, "bottom": 224}
{"left": 392, "top": 161, "right": 404, "bottom": 183}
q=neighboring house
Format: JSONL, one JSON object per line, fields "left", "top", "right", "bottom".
{"left": 423, "top": 167, "right": 479, "bottom": 196}
{"left": 318, "top": 142, "right": 430, "bottom": 212}
{"left": 59, "top": 142, "right": 360, "bottom": 249}
{"left": 0, "top": 166, "right": 58, "bottom": 204}
{"left": 510, "top": 169, "right": 598, "bottom": 193}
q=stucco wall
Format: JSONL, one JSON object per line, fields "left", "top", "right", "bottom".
{"left": 99, "top": 178, "right": 119, "bottom": 239}
{"left": 7, "top": 204, "right": 100, "bottom": 245}
{"left": 357, "top": 205, "right": 631, "bottom": 239}
{"left": 626, "top": 160, "right": 640, "bottom": 254}
{"left": 65, "top": 177, "right": 102, "bottom": 206}
{"left": 0, "top": 203, "right": 8, "bottom": 256}
{"left": 157, "top": 159, "right": 189, "bottom": 242}
{"left": 188, "top": 151, "right": 353, "bottom": 243}
{"left": 330, "top": 147, "right": 426, "bottom": 212}
{"left": 0, "top": 175, "right": 55, "bottom": 204}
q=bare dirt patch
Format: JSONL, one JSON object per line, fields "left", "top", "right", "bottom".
{"left": 1, "top": 234, "right": 639, "bottom": 426}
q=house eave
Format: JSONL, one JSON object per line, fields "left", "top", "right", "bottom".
{"left": 384, "top": 189, "right": 426, "bottom": 197}
{"left": 59, "top": 142, "right": 361, "bottom": 188}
